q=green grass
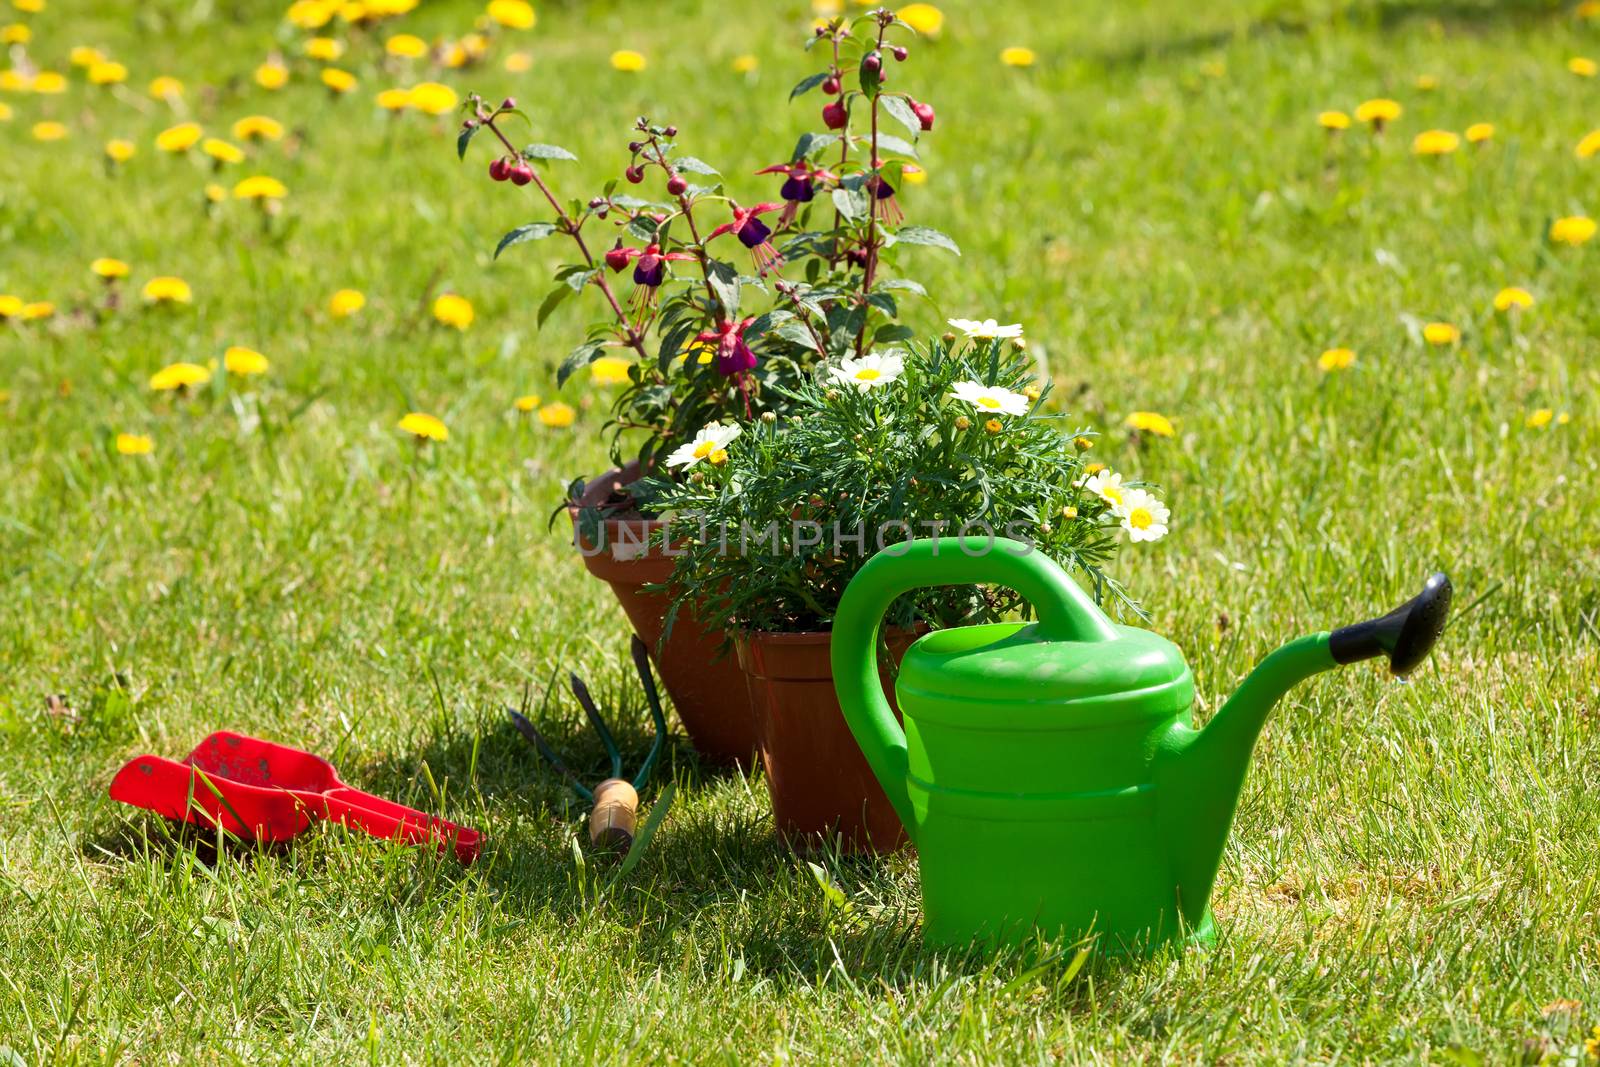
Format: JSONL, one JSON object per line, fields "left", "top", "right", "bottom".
{"left": 3, "top": 0, "right": 1599, "bottom": 1061}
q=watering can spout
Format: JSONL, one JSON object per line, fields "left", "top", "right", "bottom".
{"left": 1156, "top": 573, "right": 1452, "bottom": 931}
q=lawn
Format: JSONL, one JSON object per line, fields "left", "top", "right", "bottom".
{"left": 2, "top": 0, "right": 1598, "bottom": 1061}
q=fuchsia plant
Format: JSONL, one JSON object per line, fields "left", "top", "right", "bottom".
{"left": 456, "top": 7, "right": 959, "bottom": 476}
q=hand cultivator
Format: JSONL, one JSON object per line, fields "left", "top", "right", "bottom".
{"left": 509, "top": 635, "right": 667, "bottom": 854}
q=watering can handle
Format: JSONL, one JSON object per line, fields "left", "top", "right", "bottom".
{"left": 830, "top": 536, "right": 1117, "bottom": 830}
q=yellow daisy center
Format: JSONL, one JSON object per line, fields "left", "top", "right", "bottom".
{"left": 708, "top": 449, "right": 729, "bottom": 466}
{"left": 854, "top": 368, "right": 881, "bottom": 381}
{"left": 1102, "top": 486, "right": 1124, "bottom": 506}
{"left": 1128, "top": 507, "right": 1153, "bottom": 529}
{"left": 693, "top": 441, "right": 716, "bottom": 459}
{"left": 977, "top": 396, "right": 1001, "bottom": 409}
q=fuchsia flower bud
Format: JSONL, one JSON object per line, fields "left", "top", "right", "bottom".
{"left": 822, "top": 75, "right": 840, "bottom": 94}
{"left": 822, "top": 101, "right": 847, "bottom": 129}
{"left": 500, "top": 97, "right": 517, "bottom": 111}
{"left": 605, "top": 243, "right": 633, "bottom": 273}
{"left": 509, "top": 162, "right": 533, "bottom": 186}
{"left": 862, "top": 51, "right": 882, "bottom": 74}
{"left": 911, "top": 99, "right": 935, "bottom": 131}
{"left": 664, "top": 125, "right": 678, "bottom": 137}
{"left": 891, "top": 46, "right": 908, "bottom": 62}
{"left": 488, "top": 157, "right": 510, "bottom": 182}
{"left": 625, "top": 165, "right": 645, "bottom": 184}
{"left": 666, "top": 174, "right": 688, "bottom": 196}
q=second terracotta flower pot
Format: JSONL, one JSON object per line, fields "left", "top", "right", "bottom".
{"left": 568, "top": 464, "right": 757, "bottom": 767}
{"left": 736, "top": 629, "right": 914, "bottom": 854}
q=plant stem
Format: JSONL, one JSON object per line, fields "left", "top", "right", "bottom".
{"left": 644, "top": 135, "right": 725, "bottom": 319}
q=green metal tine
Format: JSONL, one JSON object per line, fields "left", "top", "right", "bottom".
{"left": 629, "top": 636, "right": 667, "bottom": 790}
{"left": 568, "top": 671, "right": 624, "bottom": 781}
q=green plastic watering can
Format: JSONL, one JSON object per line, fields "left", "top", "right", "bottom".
{"left": 832, "top": 537, "right": 1451, "bottom": 954}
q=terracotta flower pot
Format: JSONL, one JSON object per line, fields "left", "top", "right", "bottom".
{"left": 567, "top": 464, "right": 757, "bottom": 766}
{"left": 736, "top": 629, "right": 914, "bottom": 854}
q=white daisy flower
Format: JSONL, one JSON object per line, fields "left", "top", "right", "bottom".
{"left": 1118, "top": 488, "right": 1170, "bottom": 543}
{"left": 948, "top": 317, "right": 1024, "bottom": 340}
{"left": 829, "top": 351, "right": 905, "bottom": 391}
{"left": 666, "top": 421, "right": 742, "bottom": 470}
{"left": 1078, "top": 468, "right": 1127, "bottom": 511}
{"left": 949, "top": 380, "right": 1031, "bottom": 416}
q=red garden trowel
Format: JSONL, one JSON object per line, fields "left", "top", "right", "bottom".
{"left": 108, "top": 731, "right": 482, "bottom": 864}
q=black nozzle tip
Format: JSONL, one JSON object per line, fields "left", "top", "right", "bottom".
{"left": 1329, "top": 572, "right": 1452, "bottom": 676}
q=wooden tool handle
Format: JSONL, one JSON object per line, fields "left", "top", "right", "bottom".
{"left": 588, "top": 778, "right": 638, "bottom": 853}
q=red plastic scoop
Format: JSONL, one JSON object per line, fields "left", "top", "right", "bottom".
{"left": 108, "top": 731, "right": 481, "bottom": 864}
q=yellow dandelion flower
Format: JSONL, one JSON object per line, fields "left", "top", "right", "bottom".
{"left": 1465, "top": 122, "right": 1494, "bottom": 144}
{"left": 432, "top": 293, "right": 474, "bottom": 329}
{"left": 0, "top": 295, "right": 20, "bottom": 318}
{"left": 1493, "top": 287, "right": 1533, "bottom": 312}
{"left": 1125, "top": 410, "right": 1176, "bottom": 436}
{"left": 32, "top": 70, "right": 67, "bottom": 93}
{"left": 442, "top": 42, "right": 469, "bottom": 68}
{"left": 590, "top": 356, "right": 632, "bottom": 386}
{"left": 398, "top": 411, "right": 448, "bottom": 441}
{"left": 233, "top": 175, "right": 288, "bottom": 199}
{"left": 407, "top": 81, "right": 457, "bottom": 114}
{"left": 1525, "top": 408, "right": 1553, "bottom": 428}
{"left": 13, "top": 0, "right": 46, "bottom": 13}
{"left": 0, "top": 70, "right": 30, "bottom": 91}
{"left": 0, "top": 101, "right": 9, "bottom": 121}
{"left": 91, "top": 257, "right": 130, "bottom": 279}
{"left": 1579, "top": 0, "right": 1600, "bottom": 16}
{"left": 1414, "top": 74, "right": 1438, "bottom": 90}
{"left": 385, "top": 33, "right": 427, "bottom": 58}
{"left": 1422, "top": 322, "right": 1459, "bottom": 345}
{"left": 156, "top": 122, "right": 203, "bottom": 152}
{"left": 1318, "top": 347, "right": 1356, "bottom": 371}
{"left": 610, "top": 49, "right": 646, "bottom": 72}
{"left": 486, "top": 0, "right": 535, "bottom": 29}
{"left": 514, "top": 394, "right": 540, "bottom": 412}
{"left": 321, "top": 67, "right": 357, "bottom": 93}
{"left": 19, "top": 301, "right": 53, "bottom": 320}
{"left": 232, "top": 115, "right": 285, "bottom": 142}
{"left": 255, "top": 62, "right": 289, "bottom": 90}
{"left": 897, "top": 3, "right": 944, "bottom": 34}
{"left": 70, "top": 45, "right": 105, "bottom": 68}
{"left": 149, "top": 361, "right": 212, "bottom": 391}
{"left": 1569, "top": 56, "right": 1598, "bottom": 77}
{"left": 1, "top": 23, "right": 30, "bottom": 44}
{"left": 142, "top": 276, "right": 193, "bottom": 304}
{"left": 538, "top": 402, "right": 575, "bottom": 427}
{"left": 305, "top": 36, "right": 345, "bottom": 61}
{"left": 1550, "top": 215, "right": 1597, "bottom": 245}
{"left": 223, "top": 346, "right": 270, "bottom": 376}
{"left": 88, "top": 60, "right": 127, "bottom": 85}
{"left": 31, "top": 120, "right": 67, "bottom": 141}
{"left": 1412, "top": 129, "right": 1459, "bottom": 155}
{"left": 1354, "top": 98, "right": 1401, "bottom": 125}
{"left": 376, "top": 87, "right": 411, "bottom": 111}
{"left": 328, "top": 288, "right": 366, "bottom": 316}
{"left": 504, "top": 51, "right": 533, "bottom": 72}
{"left": 115, "top": 433, "right": 154, "bottom": 456}
{"left": 1318, "top": 110, "right": 1350, "bottom": 131}
{"left": 338, "top": 0, "right": 368, "bottom": 22}
{"left": 148, "top": 74, "right": 183, "bottom": 99}
{"left": 732, "top": 54, "right": 759, "bottom": 74}
{"left": 204, "top": 182, "right": 226, "bottom": 203}
{"left": 202, "top": 138, "right": 245, "bottom": 164}
{"left": 286, "top": 0, "right": 334, "bottom": 28}
{"left": 1000, "top": 46, "right": 1036, "bottom": 67}
{"left": 1577, "top": 130, "right": 1600, "bottom": 159}
{"left": 812, "top": 0, "right": 842, "bottom": 14}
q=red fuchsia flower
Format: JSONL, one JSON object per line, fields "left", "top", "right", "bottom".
{"left": 867, "top": 164, "right": 903, "bottom": 225}
{"left": 606, "top": 241, "right": 694, "bottom": 320}
{"left": 709, "top": 202, "right": 785, "bottom": 274}
{"left": 755, "top": 161, "right": 838, "bottom": 226}
{"left": 695, "top": 316, "right": 757, "bottom": 377}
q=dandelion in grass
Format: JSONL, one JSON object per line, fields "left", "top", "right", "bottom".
{"left": 948, "top": 317, "right": 1023, "bottom": 340}
{"left": 14, "top": 0, "right": 46, "bottom": 12}
{"left": 896, "top": 3, "right": 943, "bottom": 34}
{"left": 204, "top": 183, "right": 226, "bottom": 206}
{"left": 1569, "top": 57, "right": 1598, "bottom": 77}
{"left": 408, "top": 82, "right": 457, "bottom": 115}
{"left": 667, "top": 423, "right": 741, "bottom": 470}
{"left": 149, "top": 362, "right": 212, "bottom": 392}
{"left": 432, "top": 293, "right": 474, "bottom": 329}
{"left": 1319, "top": 347, "right": 1356, "bottom": 371}
{"left": 1525, "top": 408, "right": 1554, "bottom": 429}
{"left": 105, "top": 138, "right": 135, "bottom": 164}
{"left": 31, "top": 71, "right": 66, "bottom": 93}
{"left": 1, "top": 23, "right": 29, "bottom": 44}
{"left": 813, "top": 0, "right": 842, "bottom": 14}
{"left": 255, "top": 61, "right": 289, "bottom": 90}
{"left": 950, "top": 380, "right": 1030, "bottom": 416}
{"left": 148, "top": 75, "right": 183, "bottom": 100}
{"left": 233, "top": 115, "right": 285, "bottom": 142}
{"left": 1125, "top": 411, "right": 1175, "bottom": 437}
{"left": 590, "top": 356, "right": 632, "bottom": 387}
{"left": 233, "top": 175, "right": 287, "bottom": 200}
{"left": 0, "top": 102, "right": 10, "bottom": 121}
{"left": 156, "top": 122, "right": 202, "bottom": 152}
{"left": 504, "top": 51, "right": 533, "bottom": 72}
{"left": 487, "top": 0, "right": 535, "bottom": 29}
{"left": 142, "top": 276, "right": 192, "bottom": 304}
{"left": 1577, "top": 130, "right": 1600, "bottom": 159}
{"left": 1550, "top": 215, "right": 1596, "bottom": 245}
{"left": 305, "top": 36, "right": 345, "bottom": 61}
{"left": 1000, "top": 47, "right": 1036, "bottom": 67}
{"left": 0, "top": 295, "right": 20, "bottom": 319}
{"left": 1414, "top": 74, "right": 1439, "bottom": 91}
{"left": 20, "top": 301, "right": 53, "bottom": 320}
{"left": 1318, "top": 110, "right": 1350, "bottom": 132}
{"left": 1079, "top": 468, "right": 1127, "bottom": 510}
{"left": 31, "top": 121, "right": 67, "bottom": 141}
{"left": 203, "top": 139, "right": 245, "bottom": 166}
{"left": 732, "top": 54, "right": 759, "bottom": 74}
{"left": 514, "top": 394, "right": 540, "bottom": 413}
{"left": 1422, "top": 322, "right": 1459, "bottom": 345}
{"left": 88, "top": 60, "right": 127, "bottom": 86}
{"left": 830, "top": 352, "right": 905, "bottom": 391}
{"left": 538, "top": 402, "right": 576, "bottom": 428}
{"left": 91, "top": 258, "right": 129, "bottom": 280}
{"left": 1465, "top": 123, "right": 1494, "bottom": 145}
{"left": 328, "top": 288, "right": 366, "bottom": 317}
{"left": 385, "top": 33, "right": 426, "bottom": 58}
{"left": 321, "top": 68, "right": 357, "bottom": 94}
{"left": 1412, "top": 129, "right": 1459, "bottom": 156}
{"left": 377, "top": 88, "right": 411, "bottom": 112}
{"left": 115, "top": 433, "right": 154, "bottom": 456}
{"left": 398, "top": 412, "right": 448, "bottom": 442}
{"left": 224, "top": 346, "right": 269, "bottom": 376}
{"left": 286, "top": 0, "right": 334, "bottom": 28}
{"left": 1119, "top": 489, "right": 1170, "bottom": 543}
{"left": 610, "top": 50, "right": 647, "bottom": 72}
{"left": 0, "top": 70, "right": 29, "bottom": 91}
{"left": 1493, "top": 287, "right": 1533, "bottom": 313}
{"left": 1355, "top": 98, "right": 1401, "bottom": 132}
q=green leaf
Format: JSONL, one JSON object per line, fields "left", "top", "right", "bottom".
{"left": 807, "top": 861, "right": 849, "bottom": 911}
{"left": 873, "top": 324, "right": 914, "bottom": 344}
{"left": 866, "top": 291, "right": 898, "bottom": 317}
{"left": 674, "top": 156, "right": 720, "bottom": 176}
{"left": 879, "top": 277, "right": 928, "bottom": 296}
{"left": 890, "top": 225, "right": 961, "bottom": 255}
{"left": 557, "top": 340, "right": 607, "bottom": 386}
{"left": 874, "top": 133, "right": 920, "bottom": 160}
{"left": 456, "top": 123, "right": 480, "bottom": 160}
{"left": 881, "top": 95, "right": 921, "bottom": 138}
{"left": 564, "top": 267, "right": 601, "bottom": 292}
{"left": 789, "top": 71, "right": 831, "bottom": 101}
{"left": 615, "top": 782, "right": 674, "bottom": 877}
{"left": 772, "top": 319, "right": 820, "bottom": 352}
{"left": 521, "top": 142, "right": 578, "bottom": 161}
{"left": 745, "top": 309, "right": 795, "bottom": 339}
{"left": 658, "top": 319, "right": 699, "bottom": 372}
{"left": 792, "top": 131, "right": 839, "bottom": 161}
{"left": 832, "top": 186, "right": 869, "bottom": 222}
{"left": 706, "top": 259, "right": 741, "bottom": 317}
{"left": 536, "top": 283, "right": 572, "bottom": 327}
{"left": 627, "top": 215, "right": 658, "bottom": 241}
{"left": 494, "top": 222, "right": 558, "bottom": 259}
